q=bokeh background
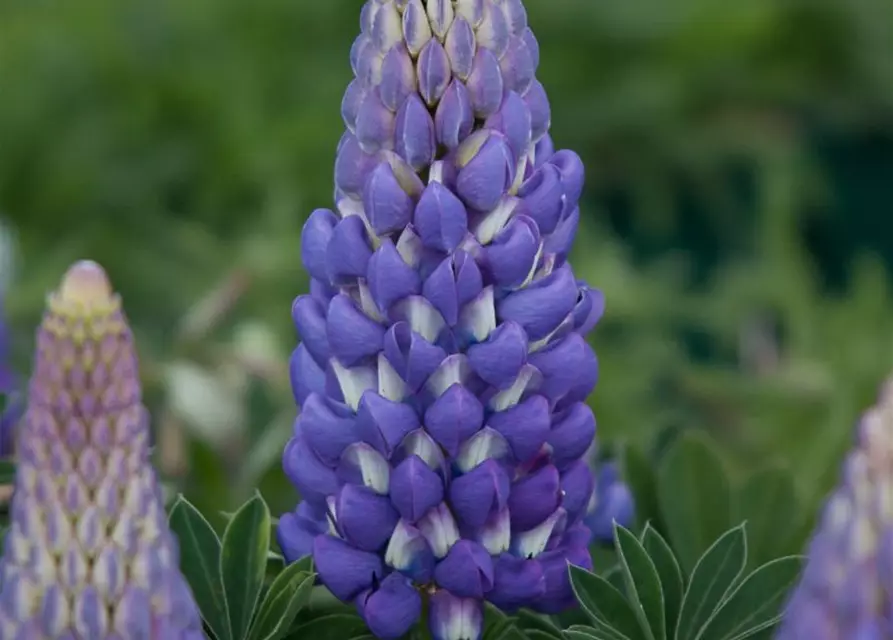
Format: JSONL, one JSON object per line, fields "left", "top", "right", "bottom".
{"left": 1, "top": 0, "right": 891, "bottom": 531}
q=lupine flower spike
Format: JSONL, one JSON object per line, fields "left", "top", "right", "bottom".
{"left": 0, "top": 261, "right": 204, "bottom": 638}
{"left": 776, "top": 378, "right": 893, "bottom": 640}
{"left": 280, "top": 1, "right": 605, "bottom": 638}
{"left": 0, "top": 298, "right": 20, "bottom": 458}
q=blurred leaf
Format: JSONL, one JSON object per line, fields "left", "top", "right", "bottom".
{"left": 515, "top": 610, "right": 563, "bottom": 639}
{"left": 675, "top": 525, "right": 747, "bottom": 640}
{"left": 168, "top": 495, "right": 231, "bottom": 640}
{"left": 614, "top": 524, "right": 664, "bottom": 640}
{"left": 622, "top": 444, "right": 661, "bottom": 531}
{"left": 248, "top": 562, "right": 315, "bottom": 640}
{"left": 287, "top": 613, "right": 370, "bottom": 640}
{"left": 483, "top": 604, "right": 526, "bottom": 640}
{"left": 640, "top": 525, "right": 683, "bottom": 639}
{"left": 657, "top": 432, "right": 732, "bottom": 574}
{"left": 221, "top": 491, "right": 271, "bottom": 640}
{"left": 734, "top": 466, "right": 800, "bottom": 567}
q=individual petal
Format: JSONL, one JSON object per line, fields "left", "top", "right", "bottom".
{"left": 417, "top": 38, "right": 452, "bottom": 106}
{"left": 487, "top": 554, "right": 546, "bottom": 612}
{"left": 454, "top": 251, "right": 484, "bottom": 308}
{"left": 467, "top": 320, "right": 527, "bottom": 389}
{"left": 502, "top": 0, "right": 528, "bottom": 35}
{"left": 385, "top": 520, "right": 436, "bottom": 583}
{"left": 326, "top": 215, "right": 373, "bottom": 285}
{"left": 402, "top": 0, "right": 433, "bottom": 56}
{"left": 424, "top": 256, "right": 461, "bottom": 327}
{"left": 499, "top": 36, "right": 535, "bottom": 95}
{"left": 435, "top": 80, "right": 474, "bottom": 150}
{"left": 444, "top": 15, "right": 475, "bottom": 80}
{"left": 363, "top": 163, "right": 415, "bottom": 236}
{"left": 465, "top": 48, "right": 504, "bottom": 118}
{"left": 560, "top": 460, "right": 595, "bottom": 524}
{"left": 523, "top": 80, "right": 551, "bottom": 143}
{"left": 355, "top": 391, "right": 420, "bottom": 457}
{"left": 475, "top": 507, "right": 511, "bottom": 555}
{"left": 548, "top": 402, "right": 597, "bottom": 470}
{"left": 484, "top": 91, "right": 532, "bottom": 164}
{"left": 392, "top": 296, "right": 448, "bottom": 346}
{"left": 456, "top": 286, "right": 497, "bottom": 347}
{"left": 341, "top": 79, "right": 367, "bottom": 133}
{"left": 292, "top": 295, "right": 330, "bottom": 367}
{"left": 449, "top": 459, "right": 510, "bottom": 528}
{"left": 326, "top": 294, "right": 385, "bottom": 367}
{"left": 395, "top": 94, "right": 436, "bottom": 171}
{"left": 508, "top": 465, "right": 562, "bottom": 532}
{"left": 357, "top": 573, "right": 422, "bottom": 640}
{"left": 455, "top": 427, "right": 511, "bottom": 473}
{"left": 528, "top": 333, "right": 597, "bottom": 402}
{"left": 533, "top": 132, "right": 554, "bottom": 168}
{"left": 455, "top": 132, "right": 514, "bottom": 212}
{"left": 429, "top": 590, "right": 483, "bottom": 640}
{"left": 434, "top": 540, "right": 494, "bottom": 598}
{"left": 573, "top": 284, "right": 605, "bottom": 336}
{"left": 549, "top": 149, "right": 585, "bottom": 208}
{"left": 356, "top": 89, "right": 396, "bottom": 153}
{"left": 338, "top": 442, "right": 390, "bottom": 495}
{"left": 381, "top": 149, "right": 427, "bottom": 198}
{"left": 455, "top": 0, "right": 484, "bottom": 26}
{"left": 476, "top": 1, "right": 509, "bottom": 57}
{"left": 512, "top": 508, "right": 568, "bottom": 559}
{"left": 328, "top": 359, "right": 377, "bottom": 411}
{"left": 282, "top": 435, "right": 338, "bottom": 506}
{"left": 383, "top": 322, "right": 447, "bottom": 392}
{"left": 371, "top": 0, "right": 403, "bottom": 51}
{"left": 335, "top": 134, "right": 380, "bottom": 199}
{"left": 298, "top": 393, "right": 357, "bottom": 466}
{"left": 394, "top": 428, "right": 449, "bottom": 479}
{"left": 313, "top": 535, "right": 383, "bottom": 602}
{"left": 427, "top": 0, "right": 455, "bottom": 38}
{"left": 367, "top": 239, "right": 422, "bottom": 313}
{"left": 300, "top": 209, "right": 338, "bottom": 282}
{"left": 380, "top": 44, "right": 418, "bottom": 111}
{"left": 484, "top": 216, "right": 540, "bottom": 288}
{"left": 535, "top": 545, "right": 592, "bottom": 614}
{"left": 336, "top": 484, "right": 400, "bottom": 552}
{"left": 473, "top": 195, "right": 519, "bottom": 245}
{"left": 518, "top": 163, "right": 563, "bottom": 235}
{"left": 497, "top": 264, "right": 578, "bottom": 341}
{"left": 277, "top": 503, "right": 328, "bottom": 563}
{"left": 417, "top": 502, "right": 461, "bottom": 558}
{"left": 425, "top": 384, "right": 484, "bottom": 455}
{"left": 544, "top": 206, "right": 580, "bottom": 261}
{"left": 290, "top": 344, "right": 326, "bottom": 407}
{"left": 487, "top": 394, "right": 550, "bottom": 463}
{"left": 390, "top": 455, "right": 445, "bottom": 523}
{"left": 414, "top": 181, "right": 469, "bottom": 253}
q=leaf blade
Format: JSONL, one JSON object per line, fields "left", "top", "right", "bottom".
{"left": 569, "top": 565, "right": 643, "bottom": 640}
{"left": 614, "top": 524, "right": 665, "bottom": 640}
{"left": 248, "top": 563, "right": 315, "bottom": 640}
{"left": 641, "top": 524, "right": 684, "bottom": 639}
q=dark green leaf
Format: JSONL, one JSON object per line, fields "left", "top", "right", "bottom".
{"left": 248, "top": 563, "right": 315, "bottom": 640}
{"left": 614, "top": 524, "right": 665, "bottom": 640}
{"left": 569, "top": 565, "right": 643, "bottom": 640}
{"left": 675, "top": 525, "right": 748, "bottom": 640}
{"left": 641, "top": 525, "right": 684, "bottom": 639}
{"left": 483, "top": 603, "right": 526, "bottom": 640}
{"left": 657, "top": 432, "right": 732, "bottom": 575}
{"left": 168, "top": 495, "right": 231, "bottom": 640}
{"left": 287, "top": 613, "right": 369, "bottom": 640}
{"left": 622, "top": 444, "right": 661, "bottom": 530}
{"left": 563, "top": 625, "right": 628, "bottom": 640}
{"left": 0, "top": 459, "right": 15, "bottom": 485}
{"left": 220, "top": 492, "right": 272, "bottom": 640}
{"left": 733, "top": 466, "right": 800, "bottom": 567}
{"left": 695, "top": 555, "right": 804, "bottom": 640}
{"left": 516, "top": 610, "right": 563, "bottom": 639}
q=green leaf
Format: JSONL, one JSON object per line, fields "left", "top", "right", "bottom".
{"left": 622, "top": 444, "right": 661, "bottom": 530}
{"left": 287, "top": 613, "right": 370, "bottom": 640}
{"left": 695, "top": 555, "right": 805, "bottom": 640}
{"left": 614, "top": 524, "right": 664, "bottom": 640}
{"left": 563, "top": 625, "right": 629, "bottom": 640}
{"left": 733, "top": 466, "right": 800, "bottom": 567}
{"left": 516, "top": 610, "right": 563, "bottom": 639}
{"left": 220, "top": 492, "right": 272, "bottom": 640}
{"left": 675, "top": 525, "right": 748, "bottom": 640}
{"left": 247, "top": 563, "right": 315, "bottom": 640}
{"left": 168, "top": 495, "right": 231, "bottom": 640}
{"left": 657, "top": 432, "right": 732, "bottom": 575}
{"left": 0, "top": 458, "right": 16, "bottom": 485}
{"left": 569, "top": 565, "right": 644, "bottom": 640}
{"left": 641, "top": 525, "right": 683, "bottom": 639}
{"left": 483, "top": 603, "right": 526, "bottom": 640}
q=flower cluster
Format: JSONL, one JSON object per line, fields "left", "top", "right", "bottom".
{"left": 776, "top": 379, "right": 893, "bottom": 639}
{"left": 278, "top": 1, "right": 609, "bottom": 638}
{"left": 0, "top": 261, "right": 204, "bottom": 638}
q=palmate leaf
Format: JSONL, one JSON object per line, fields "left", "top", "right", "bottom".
{"left": 733, "top": 466, "right": 802, "bottom": 568}
{"left": 247, "top": 560, "right": 315, "bottom": 640}
{"left": 569, "top": 564, "right": 645, "bottom": 639}
{"left": 640, "top": 525, "right": 683, "bottom": 639}
{"left": 614, "top": 524, "right": 665, "bottom": 640}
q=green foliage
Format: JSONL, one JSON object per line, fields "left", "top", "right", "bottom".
{"left": 569, "top": 523, "right": 804, "bottom": 640}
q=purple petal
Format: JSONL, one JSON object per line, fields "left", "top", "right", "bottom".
{"left": 402, "top": 0, "right": 433, "bottom": 56}
{"left": 292, "top": 295, "right": 329, "bottom": 367}
{"left": 477, "top": 1, "right": 510, "bottom": 57}
{"left": 336, "top": 484, "right": 400, "bottom": 551}
{"left": 549, "top": 150, "right": 585, "bottom": 208}
{"left": 357, "top": 573, "right": 422, "bottom": 640}
{"left": 533, "top": 133, "right": 554, "bottom": 167}
{"left": 528, "top": 333, "right": 597, "bottom": 402}
{"left": 300, "top": 209, "right": 338, "bottom": 282}
{"left": 383, "top": 322, "right": 448, "bottom": 392}
{"left": 326, "top": 294, "right": 385, "bottom": 367}
{"left": 455, "top": 133, "right": 514, "bottom": 212}
{"left": 335, "top": 134, "right": 380, "bottom": 199}
{"left": 500, "top": 36, "right": 535, "bottom": 95}
{"left": 548, "top": 402, "right": 596, "bottom": 470}
{"left": 497, "top": 264, "right": 578, "bottom": 341}
{"left": 467, "top": 320, "right": 528, "bottom": 389}
{"left": 523, "top": 79, "right": 551, "bottom": 143}
{"left": 356, "top": 89, "right": 396, "bottom": 153}
{"left": 522, "top": 27, "right": 540, "bottom": 70}
{"left": 363, "top": 162, "right": 415, "bottom": 236}
{"left": 444, "top": 16, "right": 476, "bottom": 80}
{"left": 380, "top": 44, "right": 417, "bottom": 111}
{"left": 518, "top": 163, "right": 563, "bottom": 235}
{"left": 326, "top": 215, "right": 373, "bottom": 285}
{"left": 449, "top": 459, "right": 510, "bottom": 528}
{"left": 535, "top": 545, "right": 592, "bottom": 614}
{"left": 298, "top": 393, "right": 357, "bottom": 466}
{"left": 466, "top": 48, "right": 504, "bottom": 118}
{"left": 454, "top": 251, "right": 483, "bottom": 307}
{"left": 282, "top": 434, "right": 338, "bottom": 507}
{"left": 503, "top": 0, "right": 528, "bottom": 35}
{"left": 573, "top": 284, "right": 605, "bottom": 336}
{"left": 426, "top": 0, "right": 454, "bottom": 38}
{"left": 433, "top": 540, "right": 494, "bottom": 598}
{"left": 355, "top": 391, "right": 420, "bottom": 457}
{"left": 587, "top": 463, "right": 635, "bottom": 542}
{"left": 487, "top": 554, "right": 546, "bottom": 612}
{"left": 337, "top": 442, "right": 391, "bottom": 495}
{"left": 385, "top": 520, "right": 436, "bottom": 582}
{"left": 290, "top": 344, "right": 326, "bottom": 407}
{"left": 370, "top": 1, "right": 402, "bottom": 52}
{"left": 424, "top": 256, "right": 461, "bottom": 327}
{"left": 390, "top": 455, "right": 445, "bottom": 523}
{"left": 436, "top": 80, "right": 474, "bottom": 150}
{"left": 424, "top": 384, "right": 484, "bottom": 455}
{"left": 417, "top": 38, "right": 452, "bottom": 106}
{"left": 429, "top": 590, "right": 483, "bottom": 640}
{"left": 313, "top": 535, "right": 384, "bottom": 602}
{"left": 341, "top": 79, "right": 366, "bottom": 133}
{"left": 508, "top": 465, "right": 561, "bottom": 532}
{"left": 545, "top": 206, "right": 580, "bottom": 261}
{"left": 276, "top": 507, "right": 327, "bottom": 563}
{"left": 485, "top": 215, "right": 540, "bottom": 288}
{"left": 395, "top": 94, "right": 436, "bottom": 172}
{"left": 368, "top": 239, "right": 422, "bottom": 313}
{"left": 485, "top": 91, "right": 532, "bottom": 164}
{"left": 560, "top": 460, "right": 595, "bottom": 524}
{"left": 415, "top": 181, "right": 469, "bottom": 253}
{"left": 487, "top": 394, "right": 550, "bottom": 463}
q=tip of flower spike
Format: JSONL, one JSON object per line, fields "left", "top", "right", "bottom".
{"left": 59, "top": 260, "right": 113, "bottom": 305}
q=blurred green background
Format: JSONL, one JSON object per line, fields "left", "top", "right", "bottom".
{"left": 1, "top": 0, "right": 892, "bottom": 531}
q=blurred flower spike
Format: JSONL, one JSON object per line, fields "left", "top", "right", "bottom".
{"left": 277, "top": 1, "right": 627, "bottom": 638}
{"left": 0, "top": 260, "right": 204, "bottom": 638}
{"left": 0, "top": 298, "right": 21, "bottom": 459}
{"left": 776, "top": 377, "right": 893, "bottom": 639}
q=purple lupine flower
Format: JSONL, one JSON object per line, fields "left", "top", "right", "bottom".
{"left": 775, "top": 379, "right": 893, "bottom": 640}
{"left": 585, "top": 461, "right": 635, "bottom": 543}
{"left": 0, "top": 299, "right": 21, "bottom": 458}
{"left": 279, "top": 2, "right": 603, "bottom": 638}
{"left": 0, "top": 261, "right": 204, "bottom": 638}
